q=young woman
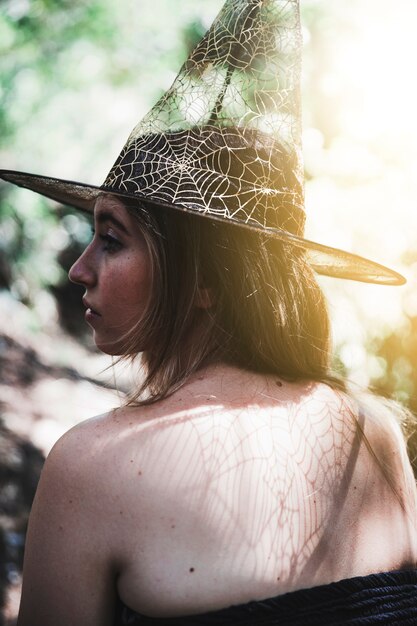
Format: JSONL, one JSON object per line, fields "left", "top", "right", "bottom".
{"left": 15, "top": 190, "right": 417, "bottom": 625}
{"left": 2, "top": 0, "right": 416, "bottom": 623}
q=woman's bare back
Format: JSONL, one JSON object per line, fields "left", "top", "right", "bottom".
{"left": 37, "top": 363, "right": 415, "bottom": 619}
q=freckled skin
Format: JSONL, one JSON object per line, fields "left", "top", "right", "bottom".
{"left": 69, "top": 195, "right": 152, "bottom": 355}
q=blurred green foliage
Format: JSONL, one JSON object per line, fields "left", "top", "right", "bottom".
{"left": 1, "top": 0, "right": 116, "bottom": 142}
{"left": 1, "top": 0, "right": 115, "bottom": 302}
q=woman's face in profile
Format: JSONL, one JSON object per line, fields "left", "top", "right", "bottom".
{"left": 68, "top": 194, "right": 153, "bottom": 355}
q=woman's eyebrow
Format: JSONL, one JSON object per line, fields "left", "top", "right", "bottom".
{"left": 95, "top": 210, "right": 131, "bottom": 236}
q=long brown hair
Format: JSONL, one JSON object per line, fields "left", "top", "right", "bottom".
{"left": 119, "top": 199, "right": 336, "bottom": 404}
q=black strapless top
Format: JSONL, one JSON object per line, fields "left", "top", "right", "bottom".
{"left": 114, "top": 569, "right": 417, "bottom": 625}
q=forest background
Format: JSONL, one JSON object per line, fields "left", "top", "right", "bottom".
{"left": 1, "top": 0, "right": 417, "bottom": 623}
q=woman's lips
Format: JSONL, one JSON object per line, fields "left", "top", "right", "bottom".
{"left": 85, "top": 307, "right": 101, "bottom": 324}
{"left": 83, "top": 299, "right": 101, "bottom": 323}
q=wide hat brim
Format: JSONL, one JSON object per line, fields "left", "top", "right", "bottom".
{"left": 0, "top": 168, "right": 405, "bottom": 285}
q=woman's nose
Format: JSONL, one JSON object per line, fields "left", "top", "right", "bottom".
{"left": 68, "top": 246, "right": 95, "bottom": 287}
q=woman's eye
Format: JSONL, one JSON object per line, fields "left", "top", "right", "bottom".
{"left": 100, "top": 233, "right": 122, "bottom": 253}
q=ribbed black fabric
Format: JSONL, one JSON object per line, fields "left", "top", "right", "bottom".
{"left": 114, "top": 570, "right": 417, "bottom": 625}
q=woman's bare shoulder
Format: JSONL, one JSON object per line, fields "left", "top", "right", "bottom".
{"left": 45, "top": 396, "right": 211, "bottom": 490}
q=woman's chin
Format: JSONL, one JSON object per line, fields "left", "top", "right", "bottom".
{"left": 93, "top": 335, "right": 126, "bottom": 356}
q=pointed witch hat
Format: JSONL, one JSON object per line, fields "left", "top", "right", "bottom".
{"left": 0, "top": 0, "right": 405, "bottom": 285}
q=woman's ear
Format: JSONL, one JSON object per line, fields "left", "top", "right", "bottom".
{"left": 194, "top": 286, "right": 214, "bottom": 309}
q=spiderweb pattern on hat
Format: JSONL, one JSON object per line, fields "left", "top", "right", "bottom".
{"left": 104, "top": 0, "right": 305, "bottom": 237}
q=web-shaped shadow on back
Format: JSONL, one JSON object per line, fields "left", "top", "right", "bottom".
{"left": 116, "top": 378, "right": 379, "bottom": 603}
